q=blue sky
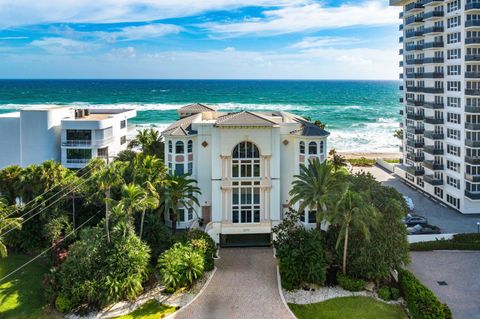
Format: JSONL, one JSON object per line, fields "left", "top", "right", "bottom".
{"left": 0, "top": 0, "right": 401, "bottom": 79}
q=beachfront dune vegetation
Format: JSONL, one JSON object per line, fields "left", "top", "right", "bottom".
{"left": 0, "top": 135, "right": 211, "bottom": 316}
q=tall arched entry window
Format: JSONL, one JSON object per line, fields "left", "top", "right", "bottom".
{"left": 231, "top": 141, "right": 261, "bottom": 224}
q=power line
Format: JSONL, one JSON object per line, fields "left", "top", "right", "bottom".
{"left": 0, "top": 165, "right": 93, "bottom": 221}
{"left": 0, "top": 209, "right": 101, "bottom": 284}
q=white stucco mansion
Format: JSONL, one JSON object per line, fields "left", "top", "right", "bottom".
{"left": 162, "top": 104, "right": 330, "bottom": 246}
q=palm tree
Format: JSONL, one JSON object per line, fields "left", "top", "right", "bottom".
{"left": 329, "top": 149, "right": 347, "bottom": 172}
{"left": 0, "top": 165, "right": 23, "bottom": 205}
{"left": 119, "top": 183, "right": 158, "bottom": 238}
{"left": 329, "top": 187, "right": 376, "bottom": 274}
{"left": 95, "top": 162, "right": 125, "bottom": 243}
{"left": 289, "top": 159, "right": 337, "bottom": 230}
{"left": 394, "top": 129, "right": 403, "bottom": 140}
{"left": 0, "top": 198, "right": 22, "bottom": 257}
{"left": 160, "top": 173, "right": 201, "bottom": 234}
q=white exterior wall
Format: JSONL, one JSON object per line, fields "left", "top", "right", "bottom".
{"left": 0, "top": 113, "right": 21, "bottom": 167}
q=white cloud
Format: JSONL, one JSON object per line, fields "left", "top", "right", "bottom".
{"left": 31, "top": 37, "right": 98, "bottom": 54}
{"left": 109, "top": 46, "right": 136, "bottom": 58}
{"left": 224, "top": 47, "right": 236, "bottom": 52}
{"left": 0, "top": 0, "right": 307, "bottom": 27}
{"left": 202, "top": 1, "right": 400, "bottom": 37}
{"left": 113, "top": 24, "right": 181, "bottom": 41}
{"left": 290, "top": 36, "right": 360, "bottom": 49}
{"left": 0, "top": 36, "right": 29, "bottom": 40}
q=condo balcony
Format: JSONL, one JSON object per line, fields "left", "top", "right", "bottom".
{"left": 465, "top": 122, "right": 480, "bottom": 130}
{"left": 465, "top": 106, "right": 480, "bottom": 113}
{"left": 465, "top": 72, "right": 480, "bottom": 79}
{"left": 400, "top": 97, "right": 404, "bottom": 103}
{"left": 424, "top": 117, "right": 444, "bottom": 124}
{"left": 465, "top": 89, "right": 480, "bottom": 96}
{"left": 405, "top": 31, "right": 423, "bottom": 39}
{"left": 465, "top": 190, "right": 480, "bottom": 200}
{"left": 405, "top": 16, "right": 424, "bottom": 25}
{"left": 465, "top": 173, "right": 480, "bottom": 183}
{"left": 466, "top": 2, "right": 480, "bottom": 11}
{"left": 407, "top": 140, "right": 425, "bottom": 148}
{"left": 423, "top": 102, "right": 444, "bottom": 109}
{"left": 406, "top": 112, "right": 425, "bottom": 120}
{"left": 399, "top": 12, "right": 404, "bottom": 19}
{"left": 399, "top": 48, "right": 404, "bottom": 55}
{"left": 423, "top": 26, "right": 444, "bottom": 34}
{"left": 399, "top": 36, "right": 404, "bottom": 43}
{"left": 423, "top": 145, "right": 444, "bottom": 155}
{"left": 466, "top": 155, "right": 480, "bottom": 165}
{"left": 424, "top": 131, "right": 444, "bottom": 139}
{"left": 407, "top": 153, "right": 425, "bottom": 162}
{"left": 423, "top": 41, "right": 444, "bottom": 49}
{"left": 405, "top": 58, "right": 424, "bottom": 65}
{"left": 406, "top": 72, "right": 444, "bottom": 79}
{"left": 424, "top": 175, "right": 443, "bottom": 185}
{"left": 405, "top": 2, "right": 424, "bottom": 12}
{"left": 423, "top": 160, "right": 444, "bottom": 170}
{"left": 423, "top": 11, "right": 444, "bottom": 20}
{"left": 400, "top": 85, "right": 404, "bottom": 90}
{"left": 465, "top": 54, "right": 480, "bottom": 62}
{"left": 400, "top": 109, "right": 404, "bottom": 115}
{"left": 405, "top": 44, "right": 424, "bottom": 52}
{"left": 399, "top": 61, "right": 404, "bottom": 67}
{"left": 465, "top": 139, "right": 480, "bottom": 147}
{"left": 406, "top": 166, "right": 425, "bottom": 176}
{"left": 423, "top": 0, "right": 443, "bottom": 6}
{"left": 466, "top": 20, "right": 480, "bottom": 28}
{"left": 465, "top": 37, "right": 480, "bottom": 45}
{"left": 422, "top": 57, "right": 444, "bottom": 64}
{"left": 407, "top": 126, "right": 425, "bottom": 134}
{"left": 399, "top": 24, "right": 404, "bottom": 31}
{"left": 406, "top": 99, "right": 426, "bottom": 106}
{"left": 62, "top": 136, "right": 115, "bottom": 147}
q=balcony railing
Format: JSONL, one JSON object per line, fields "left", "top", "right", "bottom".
{"left": 423, "top": 41, "right": 444, "bottom": 49}
{"left": 465, "top": 122, "right": 480, "bottom": 130}
{"left": 406, "top": 113, "right": 425, "bottom": 120}
{"left": 399, "top": 48, "right": 404, "bottom": 55}
{"left": 423, "top": 0, "right": 443, "bottom": 5}
{"left": 423, "top": 11, "right": 444, "bottom": 19}
{"left": 424, "top": 131, "right": 444, "bottom": 139}
{"left": 405, "top": 31, "right": 424, "bottom": 38}
{"left": 465, "top": 72, "right": 480, "bottom": 79}
{"left": 424, "top": 175, "right": 443, "bottom": 185}
{"left": 407, "top": 126, "right": 425, "bottom": 134}
{"left": 406, "top": 72, "right": 444, "bottom": 78}
{"left": 465, "top": 54, "right": 480, "bottom": 62}
{"left": 423, "top": 102, "right": 444, "bottom": 109}
{"left": 407, "top": 140, "right": 425, "bottom": 148}
{"left": 466, "top": 37, "right": 480, "bottom": 44}
{"left": 466, "top": 89, "right": 480, "bottom": 96}
{"left": 465, "top": 190, "right": 480, "bottom": 200}
{"left": 406, "top": 99, "right": 425, "bottom": 106}
{"left": 399, "top": 24, "right": 404, "bottom": 31}
{"left": 423, "top": 26, "right": 444, "bottom": 34}
{"left": 465, "top": 173, "right": 480, "bottom": 183}
{"left": 466, "top": 20, "right": 480, "bottom": 28}
{"left": 466, "top": 3, "right": 480, "bottom": 11}
{"left": 407, "top": 153, "right": 425, "bottom": 162}
{"left": 406, "top": 166, "right": 425, "bottom": 176}
{"left": 423, "top": 160, "right": 444, "bottom": 170}
{"left": 465, "top": 139, "right": 480, "bottom": 147}
{"left": 465, "top": 106, "right": 480, "bottom": 113}
{"left": 405, "top": 44, "right": 424, "bottom": 51}
{"left": 466, "top": 156, "right": 480, "bottom": 165}
{"left": 423, "top": 145, "right": 444, "bottom": 155}
{"left": 62, "top": 136, "right": 115, "bottom": 147}
{"left": 424, "top": 117, "right": 444, "bottom": 124}
{"left": 405, "top": 16, "right": 424, "bottom": 25}
{"left": 406, "top": 2, "right": 424, "bottom": 12}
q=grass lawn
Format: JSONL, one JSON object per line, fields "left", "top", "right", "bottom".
{"left": 114, "top": 300, "right": 177, "bottom": 319}
{"left": 0, "top": 254, "right": 60, "bottom": 319}
{"left": 289, "top": 296, "right": 407, "bottom": 319}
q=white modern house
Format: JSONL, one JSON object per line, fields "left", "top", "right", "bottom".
{"left": 162, "top": 103, "right": 330, "bottom": 246}
{"left": 392, "top": 0, "right": 480, "bottom": 213}
{"left": 0, "top": 106, "right": 136, "bottom": 169}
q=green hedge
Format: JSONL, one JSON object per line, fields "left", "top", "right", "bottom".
{"left": 399, "top": 269, "right": 452, "bottom": 319}
{"left": 336, "top": 273, "right": 365, "bottom": 292}
{"left": 410, "top": 233, "right": 480, "bottom": 251}
{"left": 347, "top": 157, "right": 376, "bottom": 167}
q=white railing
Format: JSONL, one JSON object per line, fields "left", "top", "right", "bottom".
{"left": 66, "top": 158, "right": 91, "bottom": 164}
{"left": 62, "top": 136, "right": 115, "bottom": 147}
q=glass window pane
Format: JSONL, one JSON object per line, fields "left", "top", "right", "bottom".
{"left": 254, "top": 188, "right": 260, "bottom": 204}
{"left": 308, "top": 210, "right": 316, "bottom": 224}
{"left": 233, "top": 209, "right": 239, "bottom": 223}
{"left": 233, "top": 188, "right": 239, "bottom": 205}
{"left": 254, "top": 209, "right": 260, "bottom": 223}
{"left": 175, "top": 163, "right": 184, "bottom": 175}
{"left": 176, "top": 141, "right": 184, "bottom": 153}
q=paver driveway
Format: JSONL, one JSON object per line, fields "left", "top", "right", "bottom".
{"left": 172, "top": 247, "right": 294, "bottom": 319}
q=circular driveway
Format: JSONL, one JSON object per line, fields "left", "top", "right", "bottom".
{"left": 172, "top": 247, "right": 294, "bottom": 319}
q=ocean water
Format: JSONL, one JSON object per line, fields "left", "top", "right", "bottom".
{"left": 0, "top": 80, "right": 402, "bottom": 153}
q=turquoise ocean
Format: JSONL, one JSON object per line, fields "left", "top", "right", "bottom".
{"left": 0, "top": 80, "right": 402, "bottom": 153}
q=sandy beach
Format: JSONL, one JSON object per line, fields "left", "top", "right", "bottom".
{"left": 338, "top": 152, "right": 402, "bottom": 160}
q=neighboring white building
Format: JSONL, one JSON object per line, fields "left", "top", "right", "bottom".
{"left": 162, "top": 103, "right": 330, "bottom": 246}
{"left": 0, "top": 106, "right": 136, "bottom": 169}
{"left": 392, "top": 0, "right": 480, "bottom": 213}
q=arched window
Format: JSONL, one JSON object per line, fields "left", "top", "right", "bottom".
{"left": 176, "top": 141, "right": 184, "bottom": 154}
{"left": 232, "top": 141, "right": 260, "bottom": 178}
{"left": 168, "top": 140, "right": 172, "bottom": 153}
{"left": 299, "top": 141, "right": 305, "bottom": 154}
{"left": 187, "top": 140, "right": 193, "bottom": 153}
{"left": 309, "top": 142, "right": 317, "bottom": 155}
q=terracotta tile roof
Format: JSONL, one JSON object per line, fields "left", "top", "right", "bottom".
{"left": 178, "top": 103, "right": 217, "bottom": 113}
{"left": 290, "top": 118, "right": 330, "bottom": 137}
{"left": 162, "top": 114, "right": 198, "bottom": 136}
{"left": 215, "top": 111, "right": 278, "bottom": 127}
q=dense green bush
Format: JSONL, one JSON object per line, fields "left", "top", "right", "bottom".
{"left": 377, "top": 286, "right": 391, "bottom": 301}
{"left": 336, "top": 273, "right": 365, "bottom": 292}
{"left": 141, "top": 214, "right": 173, "bottom": 259}
{"left": 452, "top": 233, "right": 480, "bottom": 243}
{"left": 399, "top": 269, "right": 452, "bottom": 319}
{"left": 411, "top": 233, "right": 480, "bottom": 251}
{"left": 347, "top": 157, "right": 376, "bottom": 167}
{"left": 55, "top": 294, "right": 73, "bottom": 313}
{"left": 56, "top": 227, "right": 151, "bottom": 311}
{"left": 185, "top": 229, "right": 216, "bottom": 271}
{"left": 276, "top": 228, "right": 327, "bottom": 290}
{"left": 158, "top": 242, "right": 204, "bottom": 292}
{"left": 390, "top": 287, "right": 400, "bottom": 300}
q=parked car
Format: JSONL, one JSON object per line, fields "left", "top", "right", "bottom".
{"left": 403, "top": 213, "right": 428, "bottom": 227}
{"left": 403, "top": 195, "right": 414, "bottom": 211}
{"left": 407, "top": 224, "right": 441, "bottom": 235}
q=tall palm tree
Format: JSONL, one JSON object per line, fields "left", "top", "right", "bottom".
{"left": 119, "top": 183, "right": 158, "bottom": 238}
{"left": 160, "top": 173, "right": 201, "bottom": 234}
{"left": 132, "top": 155, "right": 166, "bottom": 238}
{"left": 0, "top": 198, "right": 22, "bottom": 258}
{"left": 95, "top": 162, "right": 125, "bottom": 243}
{"left": 289, "top": 159, "right": 337, "bottom": 230}
{"left": 329, "top": 187, "right": 377, "bottom": 274}
{"left": 329, "top": 149, "right": 348, "bottom": 172}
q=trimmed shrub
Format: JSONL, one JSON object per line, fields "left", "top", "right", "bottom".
{"left": 276, "top": 228, "right": 327, "bottom": 290}
{"left": 377, "top": 286, "right": 391, "bottom": 301}
{"left": 452, "top": 233, "right": 480, "bottom": 243}
{"left": 410, "top": 233, "right": 480, "bottom": 251}
{"left": 55, "top": 294, "right": 73, "bottom": 313}
{"left": 390, "top": 287, "right": 401, "bottom": 300}
{"left": 399, "top": 269, "right": 452, "bottom": 319}
{"left": 158, "top": 242, "right": 204, "bottom": 292}
{"left": 185, "top": 229, "right": 216, "bottom": 271}
{"left": 336, "top": 273, "right": 365, "bottom": 292}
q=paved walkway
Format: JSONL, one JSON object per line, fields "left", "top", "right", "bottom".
{"left": 173, "top": 247, "right": 294, "bottom": 319}
{"left": 409, "top": 251, "right": 480, "bottom": 319}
